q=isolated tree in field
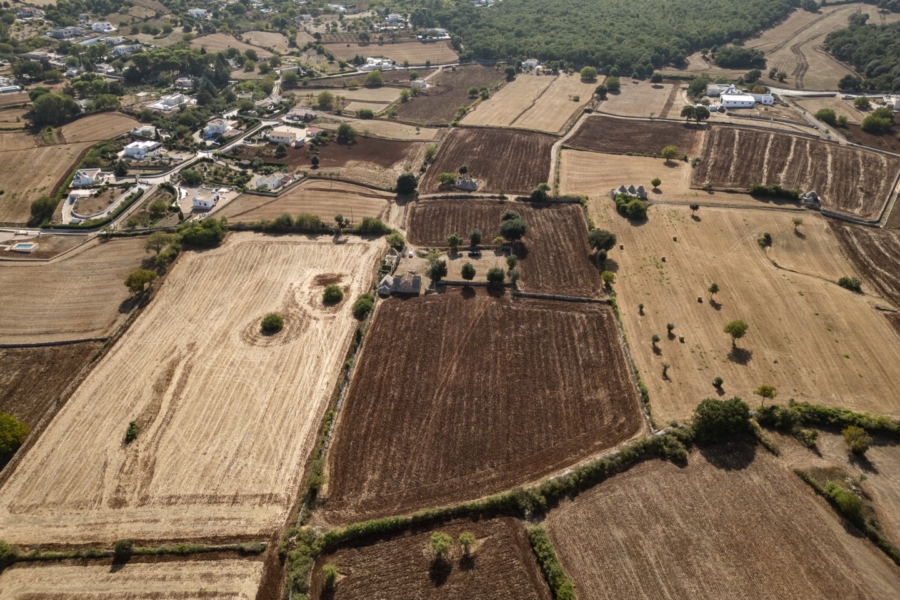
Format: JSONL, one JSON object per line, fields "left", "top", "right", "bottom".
{"left": 708, "top": 282, "right": 719, "bottom": 299}
{"left": 323, "top": 564, "right": 338, "bottom": 589}
{"left": 323, "top": 284, "right": 344, "bottom": 304}
{"left": 681, "top": 105, "right": 696, "bottom": 122}
{"left": 690, "top": 203, "right": 700, "bottom": 216}
{"left": 461, "top": 262, "right": 476, "bottom": 281}
{"left": 651, "top": 177, "right": 661, "bottom": 190}
{"left": 580, "top": 66, "right": 598, "bottom": 81}
{"left": 145, "top": 231, "right": 174, "bottom": 255}
{"left": 447, "top": 232, "right": 463, "bottom": 253}
{"left": 815, "top": 108, "right": 837, "bottom": 126}
{"left": 334, "top": 214, "right": 350, "bottom": 235}
{"left": 776, "top": 71, "right": 787, "bottom": 82}
{"left": 661, "top": 145, "right": 679, "bottom": 163}
{"left": 115, "top": 159, "right": 128, "bottom": 177}
{"left": 430, "top": 532, "right": 453, "bottom": 561}
{"left": 124, "top": 421, "right": 139, "bottom": 443}
{"left": 692, "top": 397, "right": 751, "bottom": 442}
{"left": 838, "top": 276, "right": 862, "bottom": 293}
{"left": 396, "top": 172, "right": 417, "bottom": 195}
{"left": 424, "top": 145, "right": 438, "bottom": 162}
{"left": 843, "top": 425, "right": 872, "bottom": 456}
{"left": 667, "top": 323, "right": 675, "bottom": 334}
{"left": 364, "top": 69, "right": 384, "bottom": 87}
{"left": 469, "top": 228, "right": 482, "bottom": 246}
{"left": 605, "top": 76, "right": 620, "bottom": 92}
{"left": 854, "top": 96, "right": 871, "bottom": 111}
{"left": 458, "top": 164, "right": 469, "bottom": 175}
{"left": 124, "top": 269, "right": 157, "bottom": 295}
{"left": 588, "top": 229, "right": 616, "bottom": 253}
{"left": 500, "top": 216, "right": 528, "bottom": 243}
{"left": 0, "top": 412, "right": 29, "bottom": 465}
{"left": 694, "top": 106, "right": 710, "bottom": 124}
{"left": 792, "top": 217, "right": 803, "bottom": 231}
{"left": 595, "top": 83, "right": 608, "bottom": 99}
{"left": 724, "top": 319, "right": 749, "bottom": 347}
{"left": 337, "top": 122, "right": 357, "bottom": 142}
{"left": 317, "top": 90, "right": 335, "bottom": 110}
{"left": 651, "top": 333, "right": 660, "bottom": 348}
{"left": 261, "top": 313, "right": 284, "bottom": 333}
{"left": 459, "top": 532, "right": 476, "bottom": 555}
{"left": 427, "top": 258, "right": 448, "bottom": 282}
{"left": 713, "top": 376, "right": 724, "bottom": 389}
{"left": 505, "top": 65, "right": 516, "bottom": 80}
{"left": 754, "top": 384, "right": 777, "bottom": 407}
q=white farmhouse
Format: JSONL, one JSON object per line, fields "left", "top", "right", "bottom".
{"left": 192, "top": 187, "right": 219, "bottom": 210}
{"left": 720, "top": 91, "right": 756, "bottom": 109}
{"left": 361, "top": 57, "right": 394, "bottom": 71}
{"left": 91, "top": 22, "right": 116, "bottom": 32}
{"left": 72, "top": 168, "right": 104, "bottom": 187}
{"left": 268, "top": 127, "right": 298, "bottom": 145}
{"left": 130, "top": 124, "right": 156, "bottom": 138}
{"left": 148, "top": 93, "right": 190, "bottom": 111}
{"left": 188, "top": 8, "right": 209, "bottom": 18}
{"left": 124, "top": 140, "right": 161, "bottom": 159}
{"left": 204, "top": 118, "right": 228, "bottom": 138}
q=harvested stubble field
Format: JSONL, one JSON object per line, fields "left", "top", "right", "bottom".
{"left": 545, "top": 441, "right": 900, "bottom": 599}
{"left": 511, "top": 74, "right": 597, "bottom": 132}
{"left": 0, "top": 342, "right": 100, "bottom": 428}
{"left": 830, "top": 221, "right": 900, "bottom": 306}
{"left": 0, "top": 92, "right": 29, "bottom": 108}
{"left": 0, "top": 234, "right": 382, "bottom": 545}
{"left": 600, "top": 80, "right": 679, "bottom": 119}
{"left": 325, "top": 40, "right": 459, "bottom": 65}
{"left": 338, "top": 86, "right": 403, "bottom": 103}
{"left": 241, "top": 30, "right": 290, "bottom": 53}
{"left": 0, "top": 107, "right": 29, "bottom": 127}
{"left": 591, "top": 203, "right": 900, "bottom": 423}
{"left": 565, "top": 115, "right": 703, "bottom": 157}
{"left": 793, "top": 96, "right": 866, "bottom": 125}
{"left": 407, "top": 199, "right": 602, "bottom": 296}
{"left": 322, "top": 288, "right": 644, "bottom": 523}
{"left": 0, "top": 238, "right": 146, "bottom": 344}
{"left": 308, "top": 68, "right": 439, "bottom": 88}
{"left": 190, "top": 33, "right": 272, "bottom": 59}
{"left": 317, "top": 116, "right": 442, "bottom": 141}
{"left": 420, "top": 128, "right": 555, "bottom": 195}
{"left": 0, "top": 143, "right": 90, "bottom": 223}
{"left": 59, "top": 113, "right": 138, "bottom": 144}
{"left": 462, "top": 74, "right": 553, "bottom": 127}
{"left": 343, "top": 101, "right": 390, "bottom": 115}
{"left": 395, "top": 65, "right": 506, "bottom": 124}
{"left": 309, "top": 517, "right": 552, "bottom": 599}
{"left": 219, "top": 179, "right": 395, "bottom": 226}
{"left": 842, "top": 123, "right": 900, "bottom": 154}
{"left": 0, "top": 557, "right": 264, "bottom": 599}
{"left": 694, "top": 127, "right": 900, "bottom": 220}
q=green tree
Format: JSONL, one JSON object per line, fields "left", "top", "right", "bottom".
{"left": 124, "top": 421, "right": 140, "bottom": 443}
{"left": 438, "top": 172, "right": 457, "bottom": 186}
{"left": 500, "top": 217, "right": 528, "bottom": 243}
{"left": 843, "top": 425, "right": 872, "bottom": 456}
{"left": 323, "top": 284, "right": 344, "bottom": 304}
{"left": 815, "top": 108, "right": 837, "bottom": 126}
{"left": 430, "top": 532, "right": 453, "bottom": 560}
{"left": 692, "top": 397, "right": 751, "bottom": 442}
{"left": 461, "top": 262, "right": 476, "bottom": 281}
{"left": 0, "top": 413, "right": 29, "bottom": 465}
{"left": 352, "top": 294, "right": 375, "bottom": 319}
{"left": 114, "top": 538, "right": 134, "bottom": 556}
{"left": 792, "top": 217, "right": 803, "bottom": 230}
{"left": 708, "top": 282, "right": 719, "bottom": 298}
{"left": 854, "top": 96, "right": 871, "bottom": 110}
{"left": 245, "top": 49, "right": 258, "bottom": 62}
{"left": 595, "top": 84, "right": 608, "bottom": 98}
{"left": 694, "top": 106, "right": 710, "bottom": 124}
{"left": 282, "top": 70, "right": 300, "bottom": 87}
{"left": 323, "top": 564, "right": 338, "bottom": 588}
{"left": 606, "top": 76, "right": 621, "bottom": 92}
{"left": 364, "top": 69, "right": 384, "bottom": 87}
{"left": 0, "top": 539, "right": 19, "bottom": 568}
{"left": 115, "top": 159, "right": 128, "bottom": 177}
{"left": 427, "top": 259, "right": 448, "bottom": 282}
{"left": 690, "top": 203, "right": 700, "bottom": 215}
{"left": 144, "top": 231, "right": 174, "bottom": 255}
{"left": 261, "top": 313, "right": 284, "bottom": 333}
{"left": 486, "top": 267, "right": 505, "bottom": 285}
{"left": 124, "top": 269, "right": 158, "bottom": 295}
{"left": 32, "top": 93, "right": 79, "bottom": 127}
{"left": 30, "top": 195, "right": 57, "bottom": 223}
{"left": 651, "top": 177, "right": 661, "bottom": 189}
{"left": 180, "top": 169, "right": 203, "bottom": 186}
{"left": 425, "top": 145, "right": 438, "bottom": 162}
{"left": 661, "top": 145, "right": 679, "bottom": 162}
{"left": 580, "top": 66, "right": 598, "bottom": 81}
{"left": 587, "top": 229, "right": 616, "bottom": 252}
{"left": 317, "top": 90, "right": 335, "bottom": 109}
{"left": 459, "top": 532, "right": 476, "bottom": 555}
{"left": 469, "top": 228, "right": 482, "bottom": 246}
{"left": 651, "top": 333, "right": 660, "bottom": 348}
{"left": 505, "top": 65, "right": 516, "bottom": 80}
{"left": 724, "top": 319, "right": 749, "bottom": 347}
{"left": 824, "top": 481, "right": 862, "bottom": 518}
{"left": 337, "top": 122, "right": 357, "bottom": 142}
{"left": 386, "top": 230, "right": 405, "bottom": 250}
{"left": 680, "top": 105, "right": 696, "bottom": 122}
{"left": 754, "top": 384, "right": 777, "bottom": 407}
{"left": 311, "top": 155, "right": 320, "bottom": 168}
{"left": 650, "top": 72, "right": 663, "bottom": 84}
{"left": 396, "top": 172, "right": 417, "bottom": 195}
{"left": 837, "top": 276, "right": 862, "bottom": 293}
{"left": 334, "top": 214, "right": 350, "bottom": 235}
{"left": 458, "top": 164, "right": 469, "bottom": 175}
{"left": 447, "top": 232, "right": 463, "bottom": 253}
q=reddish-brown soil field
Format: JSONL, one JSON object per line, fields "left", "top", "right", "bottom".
{"left": 308, "top": 68, "right": 439, "bottom": 88}
{"left": 309, "top": 518, "right": 551, "bottom": 599}
{"left": 232, "top": 137, "right": 422, "bottom": 170}
{"left": 0, "top": 342, "right": 100, "bottom": 428}
{"left": 830, "top": 221, "right": 900, "bottom": 305}
{"left": 693, "top": 126, "right": 900, "bottom": 221}
{"left": 546, "top": 440, "right": 900, "bottom": 599}
{"left": 322, "top": 289, "right": 645, "bottom": 524}
{"left": 420, "top": 128, "right": 555, "bottom": 195}
{"left": 395, "top": 65, "right": 506, "bottom": 124}
{"left": 842, "top": 124, "right": 900, "bottom": 153}
{"left": 566, "top": 115, "right": 702, "bottom": 156}
{"left": 407, "top": 199, "right": 602, "bottom": 297}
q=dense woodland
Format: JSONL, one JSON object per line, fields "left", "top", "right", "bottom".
{"left": 824, "top": 16, "right": 900, "bottom": 91}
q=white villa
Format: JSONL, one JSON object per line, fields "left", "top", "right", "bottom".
{"left": 192, "top": 187, "right": 219, "bottom": 210}
{"left": 204, "top": 118, "right": 228, "bottom": 138}
{"left": 131, "top": 124, "right": 156, "bottom": 138}
{"left": 188, "top": 8, "right": 209, "bottom": 18}
{"left": 91, "top": 22, "right": 116, "bottom": 32}
{"left": 361, "top": 57, "right": 395, "bottom": 71}
{"left": 73, "top": 168, "right": 105, "bottom": 187}
{"left": 148, "top": 93, "right": 191, "bottom": 111}
{"left": 124, "top": 140, "right": 162, "bottom": 159}
{"left": 256, "top": 173, "right": 291, "bottom": 191}
{"left": 268, "top": 127, "right": 298, "bottom": 145}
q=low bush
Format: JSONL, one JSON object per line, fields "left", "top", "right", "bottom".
{"left": 748, "top": 184, "right": 800, "bottom": 201}
{"left": 824, "top": 481, "right": 863, "bottom": 519}
{"left": 843, "top": 425, "right": 872, "bottom": 455}
{"left": 837, "top": 276, "right": 862, "bottom": 293}
{"left": 529, "top": 526, "right": 576, "bottom": 600}
{"left": 613, "top": 194, "right": 647, "bottom": 220}
{"left": 356, "top": 216, "right": 390, "bottom": 234}
{"left": 0, "top": 539, "right": 19, "bottom": 568}
{"left": 124, "top": 421, "right": 140, "bottom": 443}
{"left": 323, "top": 563, "right": 338, "bottom": 588}
{"left": 692, "top": 397, "right": 750, "bottom": 442}
{"left": 177, "top": 217, "right": 227, "bottom": 247}
{"left": 757, "top": 232, "right": 772, "bottom": 248}
{"left": 352, "top": 294, "right": 374, "bottom": 319}
{"left": 323, "top": 284, "right": 344, "bottom": 304}
{"left": 261, "top": 313, "right": 284, "bottom": 334}
{"left": 113, "top": 538, "right": 134, "bottom": 557}
{"left": 0, "top": 413, "right": 29, "bottom": 464}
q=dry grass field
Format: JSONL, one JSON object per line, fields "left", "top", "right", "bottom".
{"left": 420, "top": 128, "right": 555, "bottom": 195}
{"left": 60, "top": 113, "right": 139, "bottom": 144}
{"left": 339, "top": 86, "right": 403, "bottom": 103}
{"left": 462, "top": 74, "right": 554, "bottom": 127}
{"left": 512, "top": 74, "right": 597, "bottom": 132}
{"left": 0, "top": 107, "right": 29, "bottom": 127}
{"left": 309, "top": 518, "right": 552, "bottom": 599}
{"left": 241, "top": 30, "right": 290, "bottom": 53}
{"left": 0, "top": 558, "right": 264, "bottom": 599}
{"left": 190, "top": 33, "right": 272, "bottom": 59}
{"left": 0, "top": 238, "right": 146, "bottom": 344}
{"left": 590, "top": 202, "right": 900, "bottom": 423}
{"left": 317, "top": 116, "right": 442, "bottom": 141}
{"left": 565, "top": 115, "right": 703, "bottom": 157}
{"left": 830, "top": 222, "right": 900, "bottom": 305}
{"left": 0, "top": 342, "right": 100, "bottom": 428}
{"left": 545, "top": 441, "right": 900, "bottom": 599}
{"left": 0, "top": 234, "right": 381, "bottom": 545}
{"left": 343, "top": 101, "right": 390, "bottom": 115}
{"left": 793, "top": 96, "right": 866, "bottom": 124}
{"left": 322, "top": 289, "right": 645, "bottom": 523}
{"left": 600, "top": 80, "right": 679, "bottom": 119}
{"left": 218, "top": 179, "right": 395, "bottom": 226}
{"left": 0, "top": 130, "right": 39, "bottom": 152}
{"left": 395, "top": 65, "right": 506, "bottom": 124}
{"left": 0, "top": 93, "right": 29, "bottom": 108}
{"left": 407, "top": 199, "right": 602, "bottom": 297}
{"left": 0, "top": 144, "right": 88, "bottom": 223}
{"left": 325, "top": 40, "right": 459, "bottom": 65}
{"left": 694, "top": 127, "right": 900, "bottom": 221}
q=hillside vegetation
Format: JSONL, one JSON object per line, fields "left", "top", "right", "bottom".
{"left": 824, "top": 17, "right": 900, "bottom": 90}
{"left": 429, "top": 0, "right": 794, "bottom": 69}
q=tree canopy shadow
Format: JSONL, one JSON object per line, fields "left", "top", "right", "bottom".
{"left": 429, "top": 558, "right": 452, "bottom": 586}
{"left": 849, "top": 453, "right": 879, "bottom": 475}
{"left": 709, "top": 299, "right": 722, "bottom": 311}
{"left": 459, "top": 554, "right": 476, "bottom": 571}
{"left": 691, "top": 214, "right": 701, "bottom": 222}
{"left": 698, "top": 437, "right": 756, "bottom": 471}
{"left": 793, "top": 229, "right": 807, "bottom": 240}
{"left": 727, "top": 346, "right": 753, "bottom": 365}
{"left": 652, "top": 345, "right": 661, "bottom": 356}
{"left": 460, "top": 286, "right": 477, "bottom": 300}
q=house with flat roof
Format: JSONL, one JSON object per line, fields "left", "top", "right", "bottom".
{"left": 204, "top": 118, "right": 228, "bottom": 138}
{"left": 256, "top": 173, "right": 292, "bottom": 191}
{"left": 148, "top": 93, "right": 190, "bottom": 111}
{"left": 17, "top": 7, "right": 44, "bottom": 19}
{"left": 268, "top": 127, "right": 298, "bottom": 145}
{"left": 91, "top": 22, "right": 116, "bottom": 32}
{"left": 188, "top": 8, "right": 209, "bottom": 18}
{"left": 73, "top": 168, "right": 104, "bottom": 187}
{"left": 192, "top": 187, "right": 219, "bottom": 210}
{"left": 124, "top": 140, "right": 161, "bottom": 159}
{"left": 50, "top": 27, "right": 84, "bottom": 39}
{"left": 131, "top": 124, "right": 156, "bottom": 138}
{"left": 174, "top": 76, "right": 195, "bottom": 90}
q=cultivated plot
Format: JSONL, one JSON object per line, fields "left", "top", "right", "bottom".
{"left": 325, "top": 41, "right": 458, "bottom": 65}
{"left": 511, "top": 74, "right": 597, "bottom": 132}
{"left": 190, "top": 33, "right": 272, "bottom": 59}
{"left": 591, "top": 203, "right": 900, "bottom": 423}
{"left": 600, "top": 80, "right": 678, "bottom": 119}
{"left": 694, "top": 127, "right": 900, "bottom": 221}
{"left": 309, "top": 518, "right": 552, "bottom": 599}
{"left": 565, "top": 115, "right": 703, "bottom": 157}
{"left": 395, "top": 65, "right": 506, "bottom": 124}
{"left": 339, "top": 86, "right": 403, "bottom": 103}
{"left": 420, "top": 128, "right": 555, "bottom": 195}
{"left": 545, "top": 441, "right": 900, "bottom": 600}
{"left": 407, "top": 199, "right": 602, "bottom": 297}
{"left": 60, "top": 113, "right": 139, "bottom": 144}
{"left": 0, "top": 143, "right": 92, "bottom": 223}
{"left": 462, "top": 74, "right": 554, "bottom": 127}
{"left": 830, "top": 221, "right": 900, "bottom": 306}
{"left": 0, "top": 234, "right": 382, "bottom": 545}
{"left": 317, "top": 116, "right": 442, "bottom": 141}
{"left": 241, "top": 30, "right": 290, "bottom": 53}
{"left": 0, "top": 237, "right": 146, "bottom": 344}
{"left": 0, "top": 557, "right": 264, "bottom": 600}
{"left": 793, "top": 96, "right": 866, "bottom": 124}
{"left": 323, "top": 289, "right": 645, "bottom": 523}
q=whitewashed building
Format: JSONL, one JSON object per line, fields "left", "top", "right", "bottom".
{"left": 204, "top": 118, "right": 228, "bottom": 137}
{"left": 73, "top": 168, "right": 104, "bottom": 186}
{"left": 124, "top": 140, "right": 161, "bottom": 159}
{"left": 192, "top": 187, "right": 219, "bottom": 210}
{"left": 268, "top": 127, "right": 298, "bottom": 145}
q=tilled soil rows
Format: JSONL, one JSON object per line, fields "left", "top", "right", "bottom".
{"left": 407, "top": 199, "right": 602, "bottom": 297}
{"left": 420, "top": 128, "right": 555, "bottom": 195}
{"left": 566, "top": 115, "right": 703, "bottom": 156}
{"left": 309, "top": 517, "right": 552, "bottom": 599}
{"left": 395, "top": 65, "right": 506, "bottom": 125}
{"left": 830, "top": 220, "right": 900, "bottom": 306}
{"left": 693, "top": 126, "right": 900, "bottom": 220}
{"left": 322, "top": 288, "right": 645, "bottom": 524}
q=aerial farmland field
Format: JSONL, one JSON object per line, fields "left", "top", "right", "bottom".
{"left": 830, "top": 221, "right": 900, "bottom": 305}
{"left": 190, "top": 33, "right": 273, "bottom": 59}
{"left": 322, "top": 289, "right": 645, "bottom": 523}
{"left": 0, "top": 234, "right": 382, "bottom": 545}
{"left": 309, "top": 518, "right": 551, "bottom": 599}
{"left": 0, "top": 237, "right": 147, "bottom": 344}
{"left": 317, "top": 116, "right": 442, "bottom": 141}
{"left": 565, "top": 115, "right": 703, "bottom": 157}
{"left": 407, "top": 199, "right": 602, "bottom": 296}
{"left": 462, "top": 74, "right": 554, "bottom": 128}
{"left": 599, "top": 79, "right": 681, "bottom": 119}
{"left": 694, "top": 127, "right": 900, "bottom": 221}
{"left": 545, "top": 441, "right": 900, "bottom": 599}
{"left": 395, "top": 65, "right": 506, "bottom": 124}
{"left": 325, "top": 40, "right": 459, "bottom": 65}
{"left": 420, "top": 128, "right": 555, "bottom": 195}
{"left": 0, "top": 557, "right": 265, "bottom": 600}
{"left": 591, "top": 202, "right": 900, "bottom": 423}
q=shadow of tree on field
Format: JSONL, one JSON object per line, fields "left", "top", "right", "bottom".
{"left": 709, "top": 299, "right": 722, "bottom": 311}
{"left": 698, "top": 438, "right": 756, "bottom": 471}
{"left": 429, "top": 559, "right": 452, "bottom": 586}
{"left": 794, "top": 229, "right": 807, "bottom": 240}
{"left": 691, "top": 214, "right": 701, "bottom": 222}
{"left": 459, "top": 554, "right": 476, "bottom": 571}
{"left": 727, "top": 347, "right": 753, "bottom": 365}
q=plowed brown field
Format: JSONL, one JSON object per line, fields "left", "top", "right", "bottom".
{"left": 322, "top": 289, "right": 645, "bottom": 523}
{"left": 566, "top": 115, "right": 703, "bottom": 157}
{"left": 407, "top": 199, "right": 602, "bottom": 297}
{"left": 395, "top": 65, "right": 506, "bottom": 124}
{"left": 326, "top": 40, "right": 459, "bottom": 65}
{"left": 694, "top": 127, "right": 900, "bottom": 221}
{"left": 59, "top": 113, "right": 139, "bottom": 144}
{"left": 420, "top": 128, "right": 555, "bottom": 195}
{"left": 0, "top": 342, "right": 100, "bottom": 428}
{"left": 0, "top": 238, "right": 147, "bottom": 344}
{"left": 0, "top": 234, "right": 382, "bottom": 545}
{"left": 309, "top": 518, "right": 552, "bottom": 599}
{"left": 545, "top": 441, "right": 900, "bottom": 599}
{"left": 0, "top": 557, "right": 264, "bottom": 599}
{"left": 830, "top": 221, "right": 900, "bottom": 306}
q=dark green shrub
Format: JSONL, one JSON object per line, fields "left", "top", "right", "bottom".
{"left": 529, "top": 526, "right": 576, "bottom": 600}
{"left": 0, "top": 540, "right": 19, "bottom": 568}
{"left": 0, "top": 413, "right": 29, "bottom": 464}
{"left": 486, "top": 267, "right": 505, "bottom": 285}
{"left": 757, "top": 232, "right": 772, "bottom": 248}
{"left": 837, "top": 276, "right": 862, "bottom": 293}
{"left": 396, "top": 172, "right": 417, "bottom": 195}
{"left": 613, "top": 194, "right": 648, "bottom": 220}
{"left": 748, "top": 184, "right": 800, "bottom": 201}
{"left": 114, "top": 538, "right": 134, "bottom": 556}
{"left": 323, "top": 284, "right": 344, "bottom": 304}
{"left": 712, "top": 376, "right": 724, "bottom": 389}
{"left": 124, "top": 421, "right": 140, "bottom": 443}
{"left": 352, "top": 294, "right": 374, "bottom": 319}
{"left": 176, "top": 217, "right": 227, "bottom": 248}
{"left": 261, "top": 313, "right": 284, "bottom": 334}
{"left": 692, "top": 397, "right": 750, "bottom": 442}
{"left": 824, "top": 481, "right": 862, "bottom": 519}
{"left": 843, "top": 425, "right": 872, "bottom": 455}
{"left": 323, "top": 563, "right": 338, "bottom": 588}
{"left": 356, "top": 216, "right": 391, "bottom": 234}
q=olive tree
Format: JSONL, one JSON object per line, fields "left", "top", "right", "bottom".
{"left": 724, "top": 319, "right": 749, "bottom": 347}
{"left": 461, "top": 262, "right": 476, "bottom": 281}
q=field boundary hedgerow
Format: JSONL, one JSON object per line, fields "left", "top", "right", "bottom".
{"left": 0, "top": 541, "right": 267, "bottom": 566}
{"left": 608, "top": 294, "right": 655, "bottom": 430}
